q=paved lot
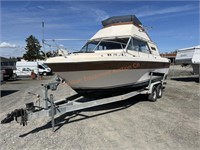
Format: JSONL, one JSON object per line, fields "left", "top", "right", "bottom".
{"left": 0, "top": 75, "right": 199, "bottom": 150}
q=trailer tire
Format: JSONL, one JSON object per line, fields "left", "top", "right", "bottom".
{"left": 12, "top": 73, "right": 17, "bottom": 80}
{"left": 3, "top": 77, "right": 9, "bottom": 81}
{"left": 148, "top": 86, "right": 157, "bottom": 102}
{"left": 156, "top": 84, "right": 163, "bottom": 98}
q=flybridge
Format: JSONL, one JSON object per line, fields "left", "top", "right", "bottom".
{"left": 102, "top": 15, "right": 142, "bottom": 27}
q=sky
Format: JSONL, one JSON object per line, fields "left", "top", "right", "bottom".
{"left": 0, "top": 0, "right": 199, "bottom": 57}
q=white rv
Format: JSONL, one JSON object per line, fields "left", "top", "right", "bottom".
{"left": 15, "top": 61, "right": 52, "bottom": 77}
{"left": 176, "top": 45, "right": 200, "bottom": 74}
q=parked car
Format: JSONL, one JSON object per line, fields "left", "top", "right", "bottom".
{"left": 2, "top": 68, "right": 14, "bottom": 80}
{"left": 1, "top": 60, "right": 16, "bottom": 81}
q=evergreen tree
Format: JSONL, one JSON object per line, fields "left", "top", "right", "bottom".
{"left": 23, "top": 35, "right": 44, "bottom": 61}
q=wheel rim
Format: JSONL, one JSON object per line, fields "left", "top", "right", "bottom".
{"left": 153, "top": 90, "right": 157, "bottom": 99}
{"left": 159, "top": 89, "right": 161, "bottom": 96}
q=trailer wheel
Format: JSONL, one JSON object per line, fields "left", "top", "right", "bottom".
{"left": 3, "top": 77, "right": 9, "bottom": 81}
{"left": 12, "top": 73, "right": 17, "bottom": 80}
{"left": 148, "top": 86, "right": 157, "bottom": 102}
{"left": 156, "top": 84, "right": 163, "bottom": 98}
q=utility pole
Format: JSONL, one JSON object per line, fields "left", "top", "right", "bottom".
{"left": 199, "top": 63, "right": 200, "bottom": 84}
{"left": 42, "top": 21, "right": 47, "bottom": 60}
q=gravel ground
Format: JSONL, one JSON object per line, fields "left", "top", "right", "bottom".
{"left": 168, "top": 65, "right": 194, "bottom": 77}
{"left": 0, "top": 72, "right": 199, "bottom": 150}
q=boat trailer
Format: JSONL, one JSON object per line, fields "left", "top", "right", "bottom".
{"left": 1, "top": 73, "right": 166, "bottom": 132}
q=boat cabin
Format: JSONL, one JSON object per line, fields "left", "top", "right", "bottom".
{"left": 79, "top": 15, "right": 160, "bottom": 56}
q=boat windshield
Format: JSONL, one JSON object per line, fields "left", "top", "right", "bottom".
{"left": 80, "top": 38, "right": 129, "bottom": 52}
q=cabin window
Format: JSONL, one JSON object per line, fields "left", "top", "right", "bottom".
{"left": 22, "top": 68, "right": 31, "bottom": 71}
{"left": 151, "top": 47, "right": 156, "bottom": 51}
{"left": 127, "top": 37, "right": 150, "bottom": 54}
{"left": 80, "top": 38, "right": 129, "bottom": 52}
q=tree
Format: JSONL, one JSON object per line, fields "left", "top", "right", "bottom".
{"left": 23, "top": 35, "right": 44, "bottom": 61}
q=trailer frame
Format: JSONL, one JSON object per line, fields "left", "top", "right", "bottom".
{"left": 1, "top": 72, "right": 167, "bottom": 132}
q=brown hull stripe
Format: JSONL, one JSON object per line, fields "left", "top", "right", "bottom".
{"left": 45, "top": 61, "right": 170, "bottom": 72}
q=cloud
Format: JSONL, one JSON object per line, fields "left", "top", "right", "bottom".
{"left": 158, "top": 5, "right": 195, "bottom": 14}
{"left": 0, "top": 48, "right": 24, "bottom": 57}
{"left": 137, "top": 4, "right": 197, "bottom": 17}
{"left": 67, "top": 5, "right": 109, "bottom": 21}
{"left": 0, "top": 42, "right": 23, "bottom": 57}
{"left": 36, "top": 6, "right": 44, "bottom": 9}
{"left": 121, "top": 4, "right": 197, "bottom": 18}
{"left": 68, "top": 6, "right": 80, "bottom": 11}
{"left": 92, "top": 8, "right": 109, "bottom": 21}
{"left": 0, "top": 42, "right": 18, "bottom": 48}
{"left": 0, "top": 43, "right": 25, "bottom": 57}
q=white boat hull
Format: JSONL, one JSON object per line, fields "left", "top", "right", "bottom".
{"left": 59, "top": 68, "right": 168, "bottom": 89}
{"left": 46, "top": 60, "right": 169, "bottom": 97}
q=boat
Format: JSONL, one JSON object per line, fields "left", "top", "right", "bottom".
{"left": 45, "top": 15, "right": 170, "bottom": 97}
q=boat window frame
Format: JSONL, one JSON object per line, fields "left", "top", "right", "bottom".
{"left": 126, "top": 36, "right": 151, "bottom": 54}
{"left": 125, "top": 36, "right": 132, "bottom": 51}
{"left": 80, "top": 36, "right": 130, "bottom": 52}
{"left": 99, "top": 39, "right": 127, "bottom": 50}
{"left": 93, "top": 39, "right": 103, "bottom": 52}
{"left": 80, "top": 39, "right": 102, "bottom": 53}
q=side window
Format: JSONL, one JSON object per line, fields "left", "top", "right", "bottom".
{"left": 22, "top": 68, "right": 28, "bottom": 71}
{"left": 127, "top": 38, "right": 140, "bottom": 51}
{"left": 138, "top": 43, "right": 150, "bottom": 53}
{"left": 127, "top": 38, "right": 150, "bottom": 54}
{"left": 22, "top": 68, "right": 32, "bottom": 71}
{"left": 38, "top": 65, "right": 44, "bottom": 69}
